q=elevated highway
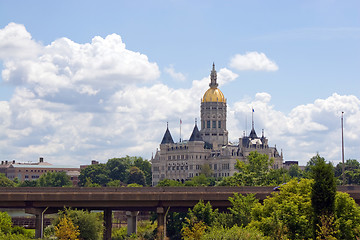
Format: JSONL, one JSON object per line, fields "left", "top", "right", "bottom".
{"left": 0, "top": 186, "right": 359, "bottom": 239}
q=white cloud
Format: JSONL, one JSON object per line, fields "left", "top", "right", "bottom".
{"left": 229, "top": 93, "right": 360, "bottom": 165}
{"left": 0, "top": 23, "right": 160, "bottom": 98}
{"left": 0, "top": 23, "right": 358, "bottom": 167}
{"left": 164, "top": 65, "right": 186, "bottom": 81}
{"left": 217, "top": 68, "right": 239, "bottom": 85}
{"left": 0, "top": 22, "right": 42, "bottom": 60}
{"left": 229, "top": 52, "right": 279, "bottom": 71}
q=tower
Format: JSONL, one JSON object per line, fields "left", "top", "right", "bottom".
{"left": 200, "top": 63, "right": 228, "bottom": 147}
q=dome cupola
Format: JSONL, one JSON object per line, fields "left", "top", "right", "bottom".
{"left": 202, "top": 63, "right": 226, "bottom": 103}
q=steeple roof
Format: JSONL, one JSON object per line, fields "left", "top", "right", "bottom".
{"left": 249, "top": 128, "right": 258, "bottom": 139}
{"left": 209, "top": 62, "right": 218, "bottom": 88}
{"left": 161, "top": 124, "right": 174, "bottom": 144}
{"left": 202, "top": 63, "right": 226, "bottom": 103}
{"left": 189, "top": 123, "right": 203, "bottom": 142}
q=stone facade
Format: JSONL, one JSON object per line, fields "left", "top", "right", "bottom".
{"left": 151, "top": 64, "right": 283, "bottom": 186}
{"left": 1, "top": 157, "right": 80, "bottom": 185}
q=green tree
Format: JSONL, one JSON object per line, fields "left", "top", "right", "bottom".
{"left": 185, "top": 174, "right": 211, "bottom": 186}
{"left": 55, "top": 208, "right": 103, "bottom": 240}
{"left": 201, "top": 225, "right": 265, "bottom": 240}
{"left": 334, "top": 191, "right": 360, "bottom": 239}
{"left": 218, "top": 151, "right": 275, "bottom": 186}
{"left": 18, "top": 180, "right": 38, "bottom": 187}
{"left": 288, "top": 164, "right": 303, "bottom": 178}
{"left": 133, "top": 157, "right": 152, "bottom": 186}
{"left": 78, "top": 163, "right": 110, "bottom": 186}
{"left": 181, "top": 218, "right": 207, "bottom": 240}
{"left": 310, "top": 154, "right": 336, "bottom": 238}
{"left": 106, "top": 180, "right": 122, "bottom": 187}
{"left": 0, "top": 173, "right": 15, "bottom": 187}
{"left": 265, "top": 168, "right": 291, "bottom": 186}
{"left": 106, "top": 158, "right": 131, "bottom": 182}
{"left": 166, "top": 212, "right": 187, "bottom": 240}
{"left": 38, "top": 171, "right": 72, "bottom": 187}
{"left": 335, "top": 159, "right": 360, "bottom": 185}
{"left": 249, "top": 178, "right": 314, "bottom": 239}
{"left": 228, "top": 193, "right": 259, "bottom": 227}
{"left": 187, "top": 200, "right": 218, "bottom": 226}
{"left": 156, "top": 179, "right": 184, "bottom": 186}
{"left": 0, "top": 211, "right": 13, "bottom": 234}
{"left": 126, "top": 166, "right": 145, "bottom": 186}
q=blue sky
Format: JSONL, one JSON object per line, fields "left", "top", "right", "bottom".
{"left": 0, "top": 0, "right": 359, "bottom": 166}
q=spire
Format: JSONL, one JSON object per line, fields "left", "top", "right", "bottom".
{"left": 161, "top": 123, "right": 174, "bottom": 144}
{"left": 189, "top": 123, "right": 203, "bottom": 142}
{"left": 249, "top": 108, "right": 258, "bottom": 138}
{"left": 209, "top": 62, "right": 218, "bottom": 88}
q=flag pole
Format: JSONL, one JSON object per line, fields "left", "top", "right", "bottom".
{"left": 180, "top": 119, "right": 182, "bottom": 142}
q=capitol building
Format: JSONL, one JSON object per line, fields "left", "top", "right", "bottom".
{"left": 151, "top": 64, "right": 283, "bottom": 186}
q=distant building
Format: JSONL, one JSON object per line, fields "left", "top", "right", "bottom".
{"left": 151, "top": 64, "right": 283, "bottom": 186}
{"left": 1, "top": 157, "right": 80, "bottom": 185}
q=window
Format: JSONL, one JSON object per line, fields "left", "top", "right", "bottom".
{"left": 214, "top": 164, "right": 217, "bottom": 170}
{"left": 202, "top": 121, "right": 205, "bottom": 129}
{"left": 212, "top": 120, "right": 216, "bottom": 128}
{"left": 218, "top": 121, "right": 221, "bottom": 128}
{"left": 222, "top": 163, "right": 230, "bottom": 170}
{"left": 207, "top": 120, "right": 210, "bottom": 128}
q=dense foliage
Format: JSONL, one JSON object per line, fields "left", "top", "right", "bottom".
{"left": 0, "top": 211, "right": 33, "bottom": 239}
{"left": 38, "top": 171, "right": 72, "bottom": 187}
{"left": 54, "top": 215, "right": 80, "bottom": 240}
{"left": 78, "top": 156, "right": 151, "bottom": 186}
{"left": 310, "top": 154, "right": 337, "bottom": 238}
{"left": 52, "top": 208, "right": 103, "bottom": 240}
{"left": 0, "top": 173, "right": 15, "bottom": 187}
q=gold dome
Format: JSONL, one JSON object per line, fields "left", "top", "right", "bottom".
{"left": 202, "top": 87, "right": 225, "bottom": 103}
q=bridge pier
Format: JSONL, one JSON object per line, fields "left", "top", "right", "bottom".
{"left": 156, "top": 207, "right": 166, "bottom": 239}
{"left": 103, "top": 208, "right": 112, "bottom": 240}
{"left": 25, "top": 207, "right": 47, "bottom": 239}
{"left": 126, "top": 211, "right": 139, "bottom": 236}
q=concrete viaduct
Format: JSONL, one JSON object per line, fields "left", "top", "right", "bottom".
{"left": 0, "top": 186, "right": 360, "bottom": 239}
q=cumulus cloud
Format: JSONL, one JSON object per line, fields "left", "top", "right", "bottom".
{"left": 0, "top": 22, "right": 42, "bottom": 60}
{"left": 229, "top": 52, "right": 279, "bottom": 71}
{"left": 164, "top": 65, "right": 186, "bottom": 81}
{"left": 229, "top": 93, "right": 360, "bottom": 165}
{"left": 0, "top": 23, "right": 160, "bottom": 98}
{"left": 0, "top": 23, "right": 358, "bottom": 167}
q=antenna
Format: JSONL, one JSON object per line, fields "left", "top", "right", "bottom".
{"left": 179, "top": 119, "right": 182, "bottom": 142}
{"left": 245, "top": 116, "right": 247, "bottom": 136}
{"left": 341, "top": 112, "right": 345, "bottom": 184}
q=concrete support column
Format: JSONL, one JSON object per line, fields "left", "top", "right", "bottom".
{"left": 156, "top": 207, "right": 166, "bottom": 240}
{"left": 126, "top": 211, "right": 139, "bottom": 236}
{"left": 25, "top": 208, "right": 47, "bottom": 239}
{"left": 34, "top": 212, "right": 42, "bottom": 239}
{"left": 103, "top": 208, "right": 112, "bottom": 240}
